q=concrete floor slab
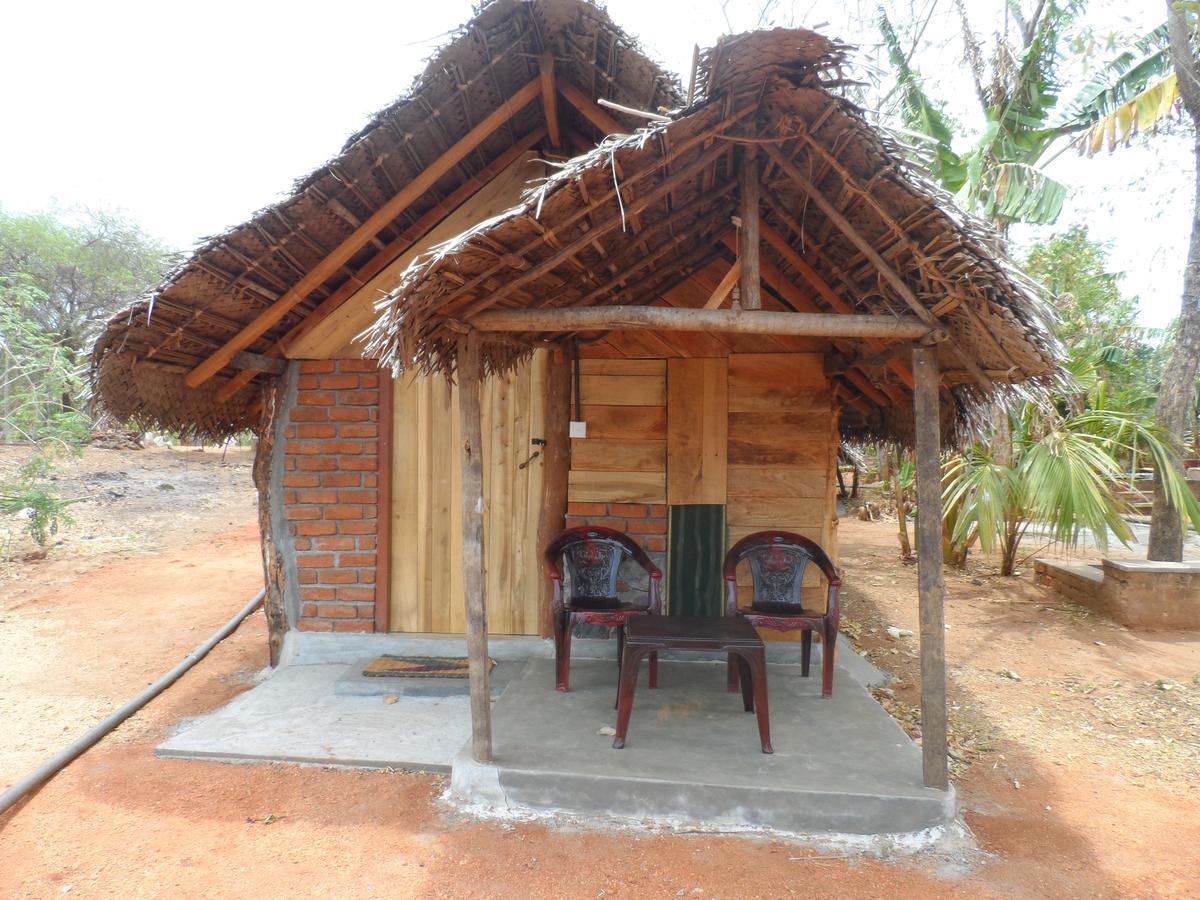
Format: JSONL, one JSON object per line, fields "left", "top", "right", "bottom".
{"left": 451, "top": 657, "right": 953, "bottom": 835}
{"left": 335, "top": 657, "right": 517, "bottom": 698}
{"left": 157, "top": 664, "right": 469, "bottom": 772}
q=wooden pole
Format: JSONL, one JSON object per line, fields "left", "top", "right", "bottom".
{"left": 536, "top": 347, "right": 572, "bottom": 638}
{"left": 457, "top": 330, "right": 493, "bottom": 763}
{"left": 470, "top": 305, "right": 932, "bottom": 341}
{"left": 538, "top": 54, "right": 561, "bottom": 147}
{"left": 374, "top": 367, "right": 393, "bottom": 634}
{"left": 737, "top": 148, "right": 762, "bottom": 310}
{"left": 912, "top": 344, "right": 948, "bottom": 790}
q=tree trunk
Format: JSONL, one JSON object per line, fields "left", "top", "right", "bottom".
{"left": 1151, "top": 6, "right": 1200, "bottom": 561}
{"left": 1148, "top": 134, "right": 1200, "bottom": 557}
{"left": 895, "top": 448, "right": 912, "bottom": 558}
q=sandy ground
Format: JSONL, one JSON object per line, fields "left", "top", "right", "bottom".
{"left": 1, "top": 449, "right": 1198, "bottom": 898}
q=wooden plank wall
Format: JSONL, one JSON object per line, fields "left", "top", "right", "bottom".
{"left": 390, "top": 351, "right": 546, "bottom": 634}
{"left": 725, "top": 353, "right": 838, "bottom": 622}
{"left": 666, "top": 357, "right": 727, "bottom": 505}
{"left": 568, "top": 359, "right": 667, "bottom": 505}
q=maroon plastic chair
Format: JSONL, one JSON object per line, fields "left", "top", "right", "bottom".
{"left": 545, "top": 526, "right": 662, "bottom": 692}
{"left": 723, "top": 531, "right": 842, "bottom": 698}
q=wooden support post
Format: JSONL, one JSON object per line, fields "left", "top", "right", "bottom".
{"left": 374, "top": 367, "right": 393, "bottom": 634}
{"left": 536, "top": 347, "right": 572, "bottom": 638}
{"left": 737, "top": 148, "right": 761, "bottom": 310}
{"left": 538, "top": 54, "right": 561, "bottom": 147}
{"left": 457, "top": 330, "right": 493, "bottom": 763}
{"left": 912, "top": 344, "right": 948, "bottom": 790}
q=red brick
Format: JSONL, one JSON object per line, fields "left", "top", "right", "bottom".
{"left": 296, "top": 619, "right": 333, "bottom": 632}
{"left": 292, "top": 537, "right": 311, "bottom": 551}
{"left": 298, "top": 570, "right": 317, "bottom": 584}
{"left": 338, "top": 521, "right": 376, "bottom": 535}
{"left": 341, "top": 390, "right": 378, "bottom": 406}
{"left": 293, "top": 521, "right": 337, "bottom": 536}
{"left": 300, "top": 360, "right": 336, "bottom": 374}
{"left": 336, "top": 586, "right": 375, "bottom": 602}
{"left": 286, "top": 440, "right": 322, "bottom": 455}
{"left": 338, "top": 423, "right": 378, "bottom": 439}
{"left": 319, "top": 374, "right": 360, "bottom": 389}
{"left": 297, "top": 457, "right": 338, "bottom": 471}
{"left": 297, "top": 374, "right": 321, "bottom": 390}
{"left": 320, "top": 473, "right": 360, "bottom": 487}
{"left": 282, "top": 490, "right": 297, "bottom": 505}
{"left": 610, "top": 504, "right": 647, "bottom": 518}
{"left": 647, "top": 504, "right": 668, "bottom": 518}
{"left": 296, "top": 423, "right": 337, "bottom": 439}
{"left": 297, "top": 391, "right": 335, "bottom": 406}
{"left": 340, "top": 553, "right": 376, "bottom": 567}
{"left": 325, "top": 504, "right": 364, "bottom": 520}
{"left": 627, "top": 519, "right": 665, "bottom": 535}
{"left": 317, "top": 570, "right": 358, "bottom": 584}
{"left": 283, "top": 473, "right": 320, "bottom": 488}
{"left": 589, "top": 517, "right": 626, "bottom": 531}
{"left": 643, "top": 537, "right": 667, "bottom": 553}
{"left": 285, "top": 506, "right": 321, "bottom": 521}
{"left": 322, "top": 440, "right": 365, "bottom": 455}
{"left": 362, "top": 474, "right": 378, "bottom": 488}
{"left": 284, "top": 457, "right": 296, "bottom": 470}
{"left": 333, "top": 620, "right": 374, "bottom": 633}
{"left": 300, "top": 588, "right": 336, "bottom": 601}
{"left": 357, "top": 570, "right": 376, "bottom": 583}
{"left": 301, "top": 603, "right": 319, "bottom": 617}
{"left": 567, "top": 502, "right": 607, "bottom": 517}
{"left": 296, "top": 554, "right": 336, "bottom": 568}
{"left": 338, "top": 490, "right": 377, "bottom": 504}
{"left": 357, "top": 536, "right": 377, "bottom": 551}
{"left": 339, "top": 456, "right": 378, "bottom": 471}
{"left": 296, "top": 490, "right": 338, "bottom": 504}
{"left": 338, "top": 359, "right": 381, "bottom": 373}
{"left": 315, "top": 536, "right": 356, "bottom": 551}
{"left": 329, "top": 407, "right": 370, "bottom": 421}
{"left": 317, "top": 603, "right": 359, "bottom": 619}
{"left": 284, "top": 425, "right": 297, "bottom": 439}
{"left": 290, "top": 406, "right": 329, "bottom": 422}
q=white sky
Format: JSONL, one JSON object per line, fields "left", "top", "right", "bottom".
{"left": 0, "top": 0, "right": 1188, "bottom": 327}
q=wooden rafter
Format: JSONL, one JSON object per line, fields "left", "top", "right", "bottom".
{"left": 736, "top": 147, "right": 761, "bottom": 310}
{"left": 558, "top": 80, "right": 626, "bottom": 135}
{"left": 704, "top": 258, "right": 741, "bottom": 309}
{"left": 762, "top": 144, "right": 993, "bottom": 390}
{"left": 213, "top": 127, "right": 549, "bottom": 403}
{"left": 186, "top": 75, "right": 544, "bottom": 389}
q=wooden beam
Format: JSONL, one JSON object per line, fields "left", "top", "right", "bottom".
{"left": 737, "top": 148, "right": 762, "bottom": 310}
{"left": 538, "top": 54, "right": 561, "bottom": 147}
{"left": 229, "top": 350, "right": 285, "bottom": 375}
{"left": 762, "top": 146, "right": 992, "bottom": 390}
{"left": 457, "top": 330, "right": 493, "bottom": 763}
{"left": 187, "top": 76, "right": 544, "bottom": 388}
{"left": 213, "top": 127, "right": 548, "bottom": 403}
{"left": 470, "top": 305, "right": 932, "bottom": 340}
{"left": 912, "top": 344, "right": 948, "bottom": 790}
{"left": 537, "top": 348, "right": 572, "bottom": 638}
{"left": 374, "top": 367, "right": 393, "bottom": 634}
{"left": 558, "top": 81, "right": 627, "bottom": 136}
{"left": 704, "top": 258, "right": 742, "bottom": 309}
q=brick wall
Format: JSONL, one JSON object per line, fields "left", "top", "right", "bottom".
{"left": 564, "top": 502, "right": 668, "bottom": 554}
{"left": 283, "top": 359, "right": 382, "bottom": 633}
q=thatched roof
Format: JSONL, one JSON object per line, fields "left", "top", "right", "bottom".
{"left": 91, "top": 0, "right": 681, "bottom": 439}
{"left": 366, "top": 27, "right": 1061, "bottom": 444}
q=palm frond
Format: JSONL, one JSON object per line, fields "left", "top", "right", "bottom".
{"left": 974, "top": 160, "right": 1068, "bottom": 224}
{"left": 1054, "top": 23, "right": 1172, "bottom": 130}
{"left": 1077, "top": 73, "right": 1180, "bottom": 155}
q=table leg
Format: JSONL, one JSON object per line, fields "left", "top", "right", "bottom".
{"left": 613, "top": 645, "right": 649, "bottom": 749}
{"left": 750, "top": 648, "right": 773, "bottom": 753}
{"left": 735, "top": 653, "right": 754, "bottom": 712}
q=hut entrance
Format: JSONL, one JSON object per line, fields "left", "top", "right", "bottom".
{"left": 387, "top": 352, "right": 548, "bottom": 635}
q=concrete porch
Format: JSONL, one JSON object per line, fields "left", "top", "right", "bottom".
{"left": 158, "top": 633, "right": 953, "bottom": 836}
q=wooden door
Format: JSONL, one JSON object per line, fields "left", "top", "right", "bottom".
{"left": 388, "top": 351, "right": 547, "bottom": 634}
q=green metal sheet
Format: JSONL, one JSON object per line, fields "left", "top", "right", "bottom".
{"left": 667, "top": 504, "right": 726, "bottom": 616}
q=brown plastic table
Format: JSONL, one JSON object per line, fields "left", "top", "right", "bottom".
{"left": 613, "top": 615, "right": 772, "bottom": 753}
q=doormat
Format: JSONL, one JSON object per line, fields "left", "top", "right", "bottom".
{"left": 362, "top": 655, "right": 497, "bottom": 678}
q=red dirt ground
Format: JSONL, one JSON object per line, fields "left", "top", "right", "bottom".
{"left": 1, "top": 450, "right": 1198, "bottom": 898}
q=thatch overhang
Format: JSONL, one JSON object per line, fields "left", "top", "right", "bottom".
{"left": 91, "top": 0, "right": 682, "bottom": 439}
{"left": 366, "top": 28, "right": 1062, "bottom": 446}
